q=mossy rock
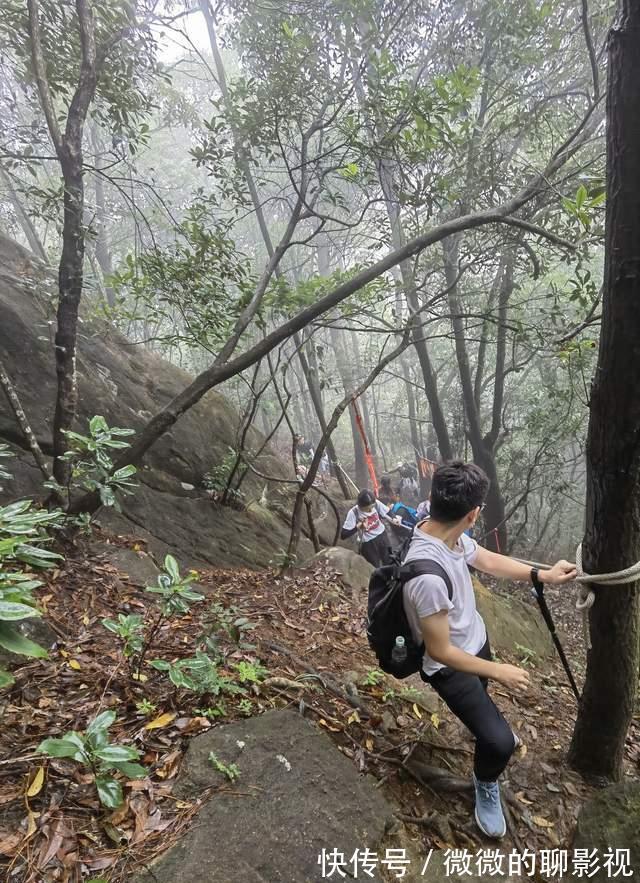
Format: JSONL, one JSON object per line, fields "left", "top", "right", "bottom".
{"left": 134, "top": 710, "right": 397, "bottom": 883}
{"left": 572, "top": 781, "right": 640, "bottom": 879}
{"left": 0, "top": 233, "right": 307, "bottom": 571}
{"left": 308, "top": 546, "right": 374, "bottom": 597}
{"left": 472, "top": 577, "right": 553, "bottom": 659}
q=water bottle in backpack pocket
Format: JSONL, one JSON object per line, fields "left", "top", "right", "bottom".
{"left": 366, "top": 558, "right": 453, "bottom": 679}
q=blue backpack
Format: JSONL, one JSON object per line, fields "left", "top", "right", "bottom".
{"left": 388, "top": 502, "right": 418, "bottom": 528}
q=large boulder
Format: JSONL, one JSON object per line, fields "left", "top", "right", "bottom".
{"left": 472, "top": 577, "right": 553, "bottom": 658}
{"left": 132, "top": 706, "right": 521, "bottom": 883}
{"left": 0, "top": 235, "right": 310, "bottom": 569}
{"left": 310, "top": 546, "right": 374, "bottom": 595}
{"left": 572, "top": 781, "right": 640, "bottom": 880}
{"left": 134, "top": 709, "right": 400, "bottom": 883}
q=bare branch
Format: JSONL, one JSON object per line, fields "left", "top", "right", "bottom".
{"left": 580, "top": 0, "right": 601, "bottom": 102}
{"left": 0, "top": 357, "right": 52, "bottom": 480}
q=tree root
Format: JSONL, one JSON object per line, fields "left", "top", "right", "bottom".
{"left": 261, "top": 640, "right": 375, "bottom": 718}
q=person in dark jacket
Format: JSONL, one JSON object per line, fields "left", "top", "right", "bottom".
{"left": 340, "top": 489, "right": 398, "bottom": 567}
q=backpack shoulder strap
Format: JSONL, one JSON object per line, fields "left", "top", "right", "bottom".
{"left": 390, "top": 528, "right": 415, "bottom": 565}
{"left": 398, "top": 560, "right": 453, "bottom": 601}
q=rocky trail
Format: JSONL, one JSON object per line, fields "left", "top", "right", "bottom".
{"left": 2, "top": 530, "right": 638, "bottom": 882}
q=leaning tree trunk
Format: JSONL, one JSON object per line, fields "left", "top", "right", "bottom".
{"left": 568, "top": 1, "right": 640, "bottom": 781}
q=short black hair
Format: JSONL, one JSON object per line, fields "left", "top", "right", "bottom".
{"left": 357, "top": 489, "right": 376, "bottom": 508}
{"left": 429, "top": 461, "right": 489, "bottom": 522}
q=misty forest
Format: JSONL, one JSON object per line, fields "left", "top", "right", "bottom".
{"left": 0, "top": 0, "right": 639, "bottom": 880}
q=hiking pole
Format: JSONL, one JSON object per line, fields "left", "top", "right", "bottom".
{"left": 530, "top": 572, "right": 580, "bottom": 701}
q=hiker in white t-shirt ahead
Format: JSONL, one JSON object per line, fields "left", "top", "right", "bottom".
{"left": 402, "top": 461, "right": 576, "bottom": 839}
{"left": 341, "top": 489, "right": 400, "bottom": 568}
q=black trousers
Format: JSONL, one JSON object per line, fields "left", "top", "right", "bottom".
{"left": 421, "top": 638, "right": 516, "bottom": 781}
{"left": 360, "top": 532, "right": 392, "bottom": 568}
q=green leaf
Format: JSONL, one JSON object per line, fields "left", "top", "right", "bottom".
{"left": 110, "top": 761, "right": 147, "bottom": 779}
{"left": 111, "top": 465, "right": 137, "bottom": 481}
{"left": 99, "top": 486, "right": 116, "bottom": 508}
{"left": 13, "top": 545, "right": 63, "bottom": 568}
{"left": 37, "top": 738, "right": 84, "bottom": 759}
{"left": 588, "top": 191, "right": 606, "bottom": 207}
{"left": 86, "top": 710, "right": 117, "bottom": 737}
{"left": 95, "top": 745, "right": 140, "bottom": 763}
{"left": 89, "top": 416, "right": 109, "bottom": 436}
{"left": 575, "top": 184, "right": 588, "bottom": 209}
{"left": 0, "top": 622, "right": 48, "bottom": 657}
{"left": 0, "top": 668, "right": 15, "bottom": 689}
{"left": 163, "top": 554, "right": 180, "bottom": 582}
{"left": 168, "top": 667, "right": 191, "bottom": 689}
{"left": 96, "top": 775, "right": 124, "bottom": 808}
{"left": 0, "top": 601, "right": 40, "bottom": 621}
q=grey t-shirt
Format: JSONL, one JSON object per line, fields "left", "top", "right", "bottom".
{"left": 402, "top": 529, "right": 486, "bottom": 675}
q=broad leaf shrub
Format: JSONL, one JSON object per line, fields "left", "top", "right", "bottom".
{"left": 102, "top": 554, "right": 268, "bottom": 701}
{"left": 102, "top": 554, "right": 204, "bottom": 676}
{"left": 44, "top": 415, "right": 138, "bottom": 510}
{"left": 37, "top": 710, "right": 146, "bottom": 808}
{"left": 0, "top": 474, "right": 64, "bottom": 687}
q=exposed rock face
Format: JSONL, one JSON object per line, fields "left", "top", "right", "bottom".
{"left": 572, "top": 781, "right": 640, "bottom": 880}
{"left": 0, "top": 235, "right": 309, "bottom": 568}
{"left": 310, "top": 546, "right": 374, "bottom": 597}
{"left": 134, "top": 709, "right": 399, "bottom": 883}
{"left": 472, "top": 577, "right": 553, "bottom": 659}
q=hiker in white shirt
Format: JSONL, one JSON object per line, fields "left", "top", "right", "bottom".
{"left": 341, "top": 489, "right": 400, "bottom": 567}
{"left": 403, "top": 461, "right": 576, "bottom": 839}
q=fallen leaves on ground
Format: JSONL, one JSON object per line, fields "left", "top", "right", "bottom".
{"left": 1, "top": 530, "right": 638, "bottom": 881}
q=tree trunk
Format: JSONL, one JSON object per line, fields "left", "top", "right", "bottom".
{"left": 350, "top": 330, "right": 378, "bottom": 461}
{"left": 350, "top": 40, "right": 453, "bottom": 461}
{"left": 0, "top": 163, "right": 48, "bottom": 263}
{"left": 52, "top": 164, "right": 87, "bottom": 482}
{"left": 379, "top": 169, "right": 453, "bottom": 461}
{"left": 443, "top": 238, "right": 511, "bottom": 551}
{"left": 568, "top": 1, "right": 640, "bottom": 781}
{"left": 0, "top": 357, "right": 51, "bottom": 479}
{"left": 28, "top": 0, "right": 98, "bottom": 486}
{"left": 329, "top": 324, "right": 368, "bottom": 489}
{"left": 93, "top": 159, "right": 115, "bottom": 308}
{"left": 295, "top": 331, "right": 351, "bottom": 499}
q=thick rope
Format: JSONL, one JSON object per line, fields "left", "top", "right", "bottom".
{"left": 514, "top": 546, "right": 640, "bottom": 649}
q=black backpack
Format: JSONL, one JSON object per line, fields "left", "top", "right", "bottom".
{"left": 366, "top": 546, "right": 453, "bottom": 679}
